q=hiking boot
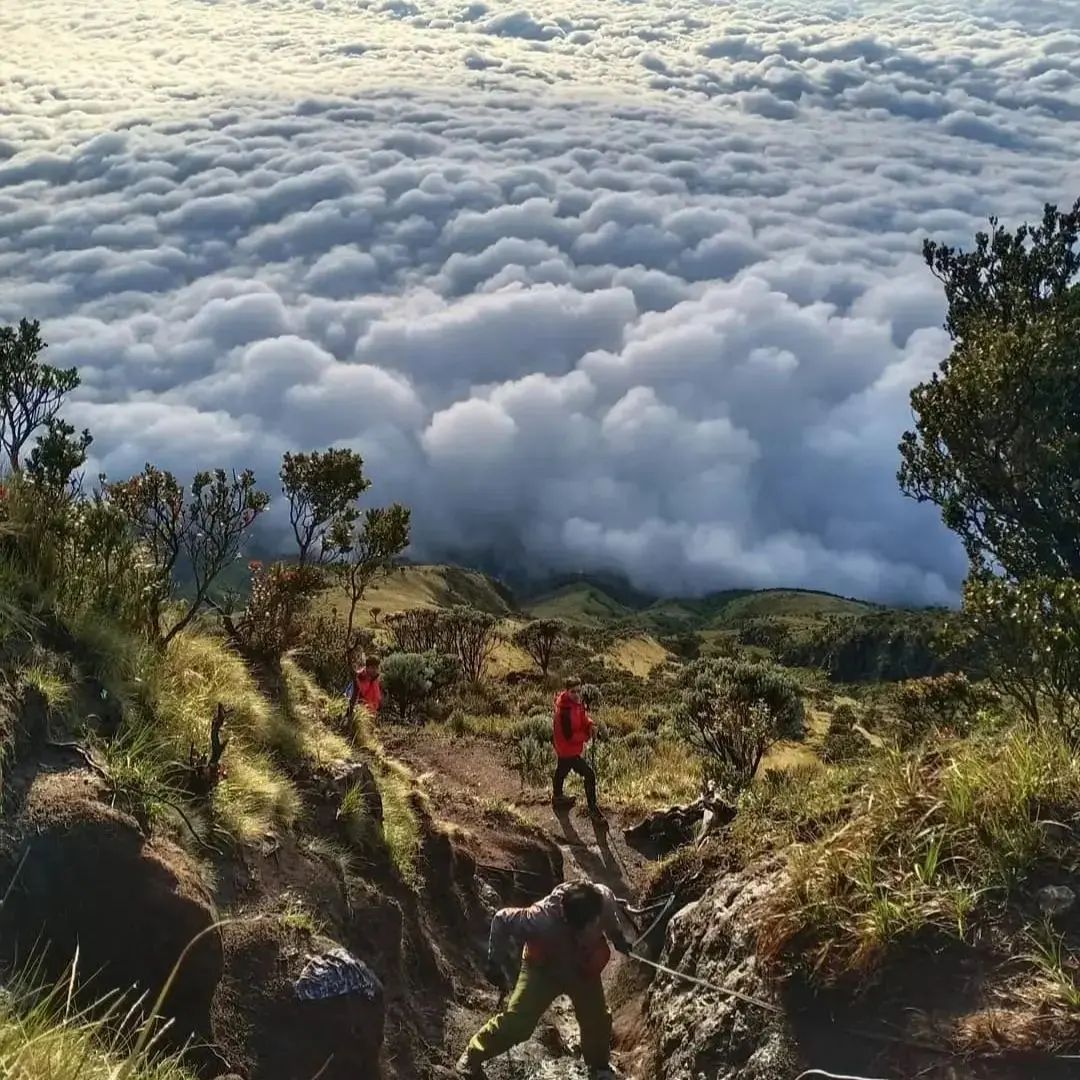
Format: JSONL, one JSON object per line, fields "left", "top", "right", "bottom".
{"left": 455, "top": 1050, "right": 486, "bottom": 1079}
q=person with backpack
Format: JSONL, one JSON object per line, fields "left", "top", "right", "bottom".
{"left": 456, "top": 880, "right": 630, "bottom": 1079}
{"left": 552, "top": 677, "right": 603, "bottom": 820}
{"left": 347, "top": 654, "right": 382, "bottom": 720}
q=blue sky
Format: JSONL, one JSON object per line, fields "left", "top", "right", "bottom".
{"left": 1, "top": 0, "right": 1078, "bottom": 601}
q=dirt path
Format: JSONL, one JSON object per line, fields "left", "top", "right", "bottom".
{"left": 384, "top": 729, "right": 661, "bottom": 1080}
{"left": 385, "top": 729, "right": 655, "bottom": 901}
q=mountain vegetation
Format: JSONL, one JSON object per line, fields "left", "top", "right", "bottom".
{"left": 0, "top": 202, "right": 1078, "bottom": 1078}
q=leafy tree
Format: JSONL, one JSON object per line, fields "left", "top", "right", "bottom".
{"left": 25, "top": 419, "right": 92, "bottom": 494}
{"left": 512, "top": 618, "right": 566, "bottom": 675}
{"left": 109, "top": 465, "right": 269, "bottom": 643}
{"left": 675, "top": 658, "right": 804, "bottom": 795}
{"left": 385, "top": 608, "right": 448, "bottom": 654}
{"left": 335, "top": 504, "right": 411, "bottom": 665}
{"left": 0, "top": 319, "right": 81, "bottom": 473}
{"left": 900, "top": 201, "right": 1080, "bottom": 579}
{"left": 922, "top": 199, "right": 1080, "bottom": 344}
{"left": 945, "top": 575, "right": 1080, "bottom": 743}
{"left": 280, "top": 448, "right": 368, "bottom": 566}
{"left": 445, "top": 607, "right": 500, "bottom": 683}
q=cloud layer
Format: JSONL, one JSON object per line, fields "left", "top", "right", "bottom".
{"left": 2, "top": 0, "right": 1079, "bottom": 602}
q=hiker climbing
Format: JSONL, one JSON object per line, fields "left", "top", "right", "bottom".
{"left": 552, "top": 676, "right": 604, "bottom": 821}
{"left": 348, "top": 654, "right": 382, "bottom": 719}
{"left": 457, "top": 880, "right": 631, "bottom": 1079}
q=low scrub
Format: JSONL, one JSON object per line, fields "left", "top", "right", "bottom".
{"left": 760, "top": 725, "right": 1080, "bottom": 983}
{"left": 675, "top": 657, "right": 804, "bottom": 796}
{"left": 380, "top": 650, "right": 460, "bottom": 723}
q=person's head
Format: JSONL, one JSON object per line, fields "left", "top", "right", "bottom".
{"left": 564, "top": 675, "right": 581, "bottom": 699}
{"left": 561, "top": 882, "right": 603, "bottom": 932}
{"left": 363, "top": 655, "right": 380, "bottom": 676}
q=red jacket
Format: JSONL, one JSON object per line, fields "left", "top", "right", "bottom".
{"left": 552, "top": 690, "right": 592, "bottom": 759}
{"left": 353, "top": 672, "right": 382, "bottom": 714}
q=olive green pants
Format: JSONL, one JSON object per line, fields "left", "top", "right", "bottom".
{"left": 467, "top": 962, "right": 611, "bottom": 1067}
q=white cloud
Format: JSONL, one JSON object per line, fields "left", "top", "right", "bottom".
{"left": 1, "top": 0, "right": 1078, "bottom": 601}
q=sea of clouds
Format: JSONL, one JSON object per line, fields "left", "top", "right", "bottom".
{"left": 2, "top": 0, "right": 1078, "bottom": 602}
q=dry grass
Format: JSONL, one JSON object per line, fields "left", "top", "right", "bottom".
{"left": 149, "top": 633, "right": 305, "bottom": 843}
{"left": 0, "top": 968, "right": 194, "bottom": 1080}
{"left": 758, "top": 726, "right": 1080, "bottom": 984}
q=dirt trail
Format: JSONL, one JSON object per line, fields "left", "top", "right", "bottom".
{"left": 385, "top": 730, "right": 654, "bottom": 900}
{"left": 384, "top": 729, "right": 660, "bottom": 1079}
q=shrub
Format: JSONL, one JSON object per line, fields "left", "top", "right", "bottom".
{"left": 227, "top": 561, "right": 327, "bottom": 664}
{"left": 512, "top": 712, "right": 553, "bottom": 743}
{"left": 512, "top": 619, "right": 566, "bottom": 674}
{"left": 509, "top": 732, "right": 555, "bottom": 789}
{"left": 380, "top": 651, "right": 460, "bottom": 723}
{"left": 296, "top": 614, "right": 374, "bottom": 693}
{"left": 890, "top": 672, "right": 986, "bottom": 745}
{"left": 674, "top": 658, "right": 804, "bottom": 796}
{"left": 821, "top": 703, "right": 869, "bottom": 764}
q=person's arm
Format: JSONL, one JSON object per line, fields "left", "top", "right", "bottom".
{"left": 487, "top": 892, "right": 561, "bottom": 975}
{"left": 595, "top": 884, "right": 631, "bottom": 953}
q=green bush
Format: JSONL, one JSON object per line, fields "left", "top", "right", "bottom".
{"left": 889, "top": 672, "right": 988, "bottom": 746}
{"left": 509, "top": 732, "right": 555, "bottom": 789}
{"left": 380, "top": 651, "right": 460, "bottom": 723}
{"left": 675, "top": 658, "right": 804, "bottom": 795}
{"left": 512, "top": 712, "right": 553, "bottom": 743}
{"left": 821, "top": 703, "right": 869, "bottom": 764}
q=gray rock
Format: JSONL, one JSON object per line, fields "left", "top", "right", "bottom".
{"left": 644, "top": 856, "right": 802, "bottom": 1080}
{"left": 1037, "top": 884, "right": 1076, "bottom": 918}
{"left": 294, "top": 945, "right": 382, "bottom": 1002}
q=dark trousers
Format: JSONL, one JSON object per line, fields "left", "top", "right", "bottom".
{"left": 553, "top": 755, "right": 598, "bottom": 810}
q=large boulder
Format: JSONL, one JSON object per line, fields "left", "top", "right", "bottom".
{"left": 0, "top": 769, "right": 223, "bottom": 1051}
{"left": 213, "top": 921, "right": 385, "bottom": 1080}
{"left": 643, "top": 857, "right": 800, "bottom": 1080}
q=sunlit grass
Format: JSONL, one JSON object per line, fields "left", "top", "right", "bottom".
{"left": 377, "top": 761, "right": 421, "bottom": 885}
{"left": 758, "top": 727, "right": 1080, "bottom": 982}
{"left": 0, "top": 969, "right": 195, "bottom": 1080}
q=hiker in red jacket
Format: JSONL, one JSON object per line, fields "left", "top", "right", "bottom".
{"left": 349, "top": 655, "right": 382, "bottom": 718}
{"left": 552, "top": 677, "right": 603, "bottom": 819}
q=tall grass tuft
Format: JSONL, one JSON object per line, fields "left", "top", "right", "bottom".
{"left": 0, "top": 967, "right": 195, "bottom": 1080}
{"left": 759, "top": 726, "right": 1080, "bottom": 981}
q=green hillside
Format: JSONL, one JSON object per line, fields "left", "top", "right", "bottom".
{"left": 706, "top": 589, "right": 875, "bottom": 627}
{"left": 320, "top": 563, "right": 517, "bottom": 624}
{"left": 525, "top": 577, "right": 873, "bottom": 633}
{"left": 527, "top": 583, "right": 633, "bottom": 626}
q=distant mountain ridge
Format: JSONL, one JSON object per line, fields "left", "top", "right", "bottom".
{"left": 520, "top": 574, "right": 880, "bottom": 631}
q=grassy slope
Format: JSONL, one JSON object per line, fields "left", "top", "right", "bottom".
{"left": 319, "top": 563, "right": 517, "bottom": 626}
{"left": 527, "top": 579, "right": 873, "bottom": 632}
{"left": 706, "top": 589, "right": 874, "bottom": 626}
{"left": 526, "top": 583, "right": 633, "bottom": 626}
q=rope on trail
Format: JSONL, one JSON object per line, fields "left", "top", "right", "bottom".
{"left": 627, "top": 952, "right": 784, "bottom": 1015}
{"left": 794, "top": 1072, "right": 891, "bottom": 1080}
{"left": 630, "top": 894, "right": 677, "bottom": 950}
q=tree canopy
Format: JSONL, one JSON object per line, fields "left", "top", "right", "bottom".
{"left": 900, "top": 200, "right": 1080, "bottom": 580}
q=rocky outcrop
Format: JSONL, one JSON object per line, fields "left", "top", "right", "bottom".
{"left": 0, "top": 769, "right": 224, "bottom": 1053}
{"left": 642, "top": 856, "right": 801, "bottom": 1080}
{"left": 213, "top": 921, "right": 385, "bottom": 1080}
